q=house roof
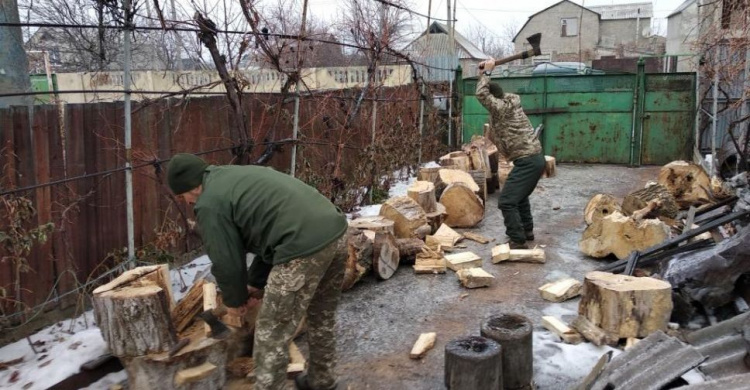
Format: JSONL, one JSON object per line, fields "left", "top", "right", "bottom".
{"left": 588, "top": 2, "right": 653, "bottom": 20}
{"left": 512, "top": 0, "right": 600, "bottom": 43}
{"left": 411, "top": 21, "right": 489, "bottom": 60}
{"left": 667, "top": 0, "right": 697, "bottom": 18}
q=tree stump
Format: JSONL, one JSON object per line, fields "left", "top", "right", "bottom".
{"left": 418, "top": 167, "right": 441, "bottom": 183}
{"left": 578, "top": 271, "right": 673, "bottom": 338}
{"left": 407, "top": 181, "right": 437, "bottom": 213}
{"left": 372, "top": 231, "right": 400, "bottom": 280}
{"left": 542, "top": 156, "right": 556, "bottom": 178}
{"left": 480, "top": 313, "right": 533, "bottom": 390}
{"left": 396, "top": 237, "right": 426, "bottom": 265}
{"left": 348, "top": 216, "right": 395, "bottom": 235}
{"left": 657, "top": 160, "right": 711, "bottom": 208}
{"left": 379, "top": 196, "right": 430, "bottom": 239}
{"left": 469, "top": 170, "right": 488, "bottom": 202}
{"left": 438, "top": 169, "right": 480, "bottom": 193}
{"left": 93, "top": 265, "right": 178, "bottom": 357}
{"left": 444, "top": 336, "right": 502, "bottom": 390}
{"left": 579, "top": 211, "right": 671, "bottom": 259}
{"left": 342, "top": 229, "right": 374, "bottom": 291}
{"left": 621, "top": 184, "right": 679, "bottom": 219}
{"left": 584, "top": 194, "right": 622, "bottom": 225}
{"left": 425, "top": 203, "right": 447, "bottom": 234}
{"left": 440, "top": 183, "right": 485, "bottom": 228}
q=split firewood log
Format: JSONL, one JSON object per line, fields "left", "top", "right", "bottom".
{"left": 439, "top": 151, "right": 471, "bottom": 171}
{"left": 379, "top": 196, "right": 430, "bottom": 239}
{"left": 425, "top": 203, "right": 447, "bottom": 234}
{"left": 542, "top": 156, "right": 556, "bottom": 178}
{"left": 372, "top": 231, "right": 400, "bottom": 280}
{"left": 584, "top": 194, "right": 622, "bottom": 225}
{"left": 469, "top": 170, "right": 488, "bottom": 202}
{"left": 349, "top": 216, "right": 395, "bottom": 235}
{"left": 342, "top": 229, "right": 374, "bottom": 291}
{"left": 657, "top": 161, "right": 711, "bottom": 208}
{"left": 621, "top": 184, "right": 679, "bottom": 219}
{"left": 440, "top": 183, "right": 484, "bottom": 228}
{"left": 396, "top": 237, "right": 427, "bottom": 265}
{"left": 579, "top": 211, "right": 671, "bottom": 259}
{"left": 408, "top": 181, "right": 437, "bottom": 213}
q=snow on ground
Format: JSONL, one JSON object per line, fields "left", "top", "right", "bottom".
{"left": 347, "top": 165, "right": 418, "bottom": 219}
{"left": 79, "top": 370, "right": 128, "bottom": 390}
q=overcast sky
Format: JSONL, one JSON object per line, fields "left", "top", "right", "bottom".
{"left": 304, "top": 0, "right": 686, "bottom": 44}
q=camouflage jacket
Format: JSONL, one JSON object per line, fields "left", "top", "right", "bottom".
{"left": 476, "top": 74, "right": 542, "bottom": 161}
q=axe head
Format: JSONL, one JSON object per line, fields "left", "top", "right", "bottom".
{"left": 199, "top": 309, "right": 231, "bottom": 339}
{"left": 526, "top": 33, "right": 542, "bottom": 56}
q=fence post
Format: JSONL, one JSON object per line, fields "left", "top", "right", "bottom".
{"left": 123, "top": 0, "right": 135, "bottom": 264}
{"left": 418, "top": 79, "right": 425, "bottom": 166}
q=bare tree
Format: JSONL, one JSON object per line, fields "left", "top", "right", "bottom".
{"left": 464, "top": 24, "right": 508, "bottom": 59}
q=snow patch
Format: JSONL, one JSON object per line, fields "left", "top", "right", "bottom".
{"left": 533, "top": 331, "right": 619, "bottom": 387}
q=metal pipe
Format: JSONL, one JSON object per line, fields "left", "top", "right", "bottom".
{"left": 418, "top": 80, "right": 425, "bottom": 166}
{"left": 123, "top": 0, "right": 135, "bottom": 263}
{"left": 290, "top": 0, "right": 309, "bottom": 177}
{"left": 711, "top": 71, "right": 718, "bottom": 176}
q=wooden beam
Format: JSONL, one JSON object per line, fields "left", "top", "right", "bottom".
{"left": 456, "top": 268, "right": 494, "bottom": 288}
{"left": 541, "top": 316, "right": 582, "bottom": 344}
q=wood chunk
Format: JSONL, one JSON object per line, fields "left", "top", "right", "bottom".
{"left": 410, "top": 332, "right": 437, "bottom": 359}
{"left": 541, "top": 316, "right": 583, "bottom": 344}
{"left": 631, "top": 199, "right": 662, "bottom": 221}
{"left": 440, "top": 183, "right": 485, "bottom": 228}
{"left": 426, "top": 224, "right": 463, "bottom": 248}
{"left": 418, "top": 167, "right": 441, "bottom": 183}
{"left": 624, "top": 337, "right": 641, "bottom": 350}
{"left": 174, "top": 362, "right": 217, "bottom": 386}
{"left": 349, "top": 216, "right": 395, "bottom": 235}
{"left": 469, "top": 170, "right": 488, "bottom": 202}
{"left": 622, "top": 184, "right": 679, "bottom": 219}
{"left": 497, "top": 161, "right": 513, "bottom": 188}
{"left": 171, "top": 279, "right": 205, "bottom": 333}
{"left": 287, "top": 342, "right": 306, "bottom": 378}
{"left": 396, "top": 237, "right": 426, "bottom": 265}
{"left": 372, "top": 231, "right": 400, "bottom": 280}
{"left": 342, "top": 228, "right": 373, "bottom": 291}
{"left": 438, "top": 169, "right": 480, "bottom": 193}
{"left": 578, "top": 271, "right": 672, "bottom": 338}
{"left": 445, "top": 252, "right": 483, "bottom": 271}
{"left": 570, "top": 315, "right": 618, "bottom": 346}
{"left": 408, "top": 181, "right": 437, "bottom": 213}
{"left": 439, "top": 152, "right": 471, "bottom": 171}
{"left": 657, "top": 161, "right": 711, "bottom": 208}
{"left": 584, "top": 194, "right": 622, "bottom": 225}
{"left": 380, "top": 196, "right": 430, "bottom": 239}
{"left": 425, "top": 203, "right": 447, "bottom": 234}
{"left": 456, "top": 268, "right": 494, "bottom": 288}
{"left": 579, "top": 211, "right": 671, "bottom": 260}
{"left": 462, "top": 232, "right": 491, "bottom": 244}
{"left": 544, "top": 156, "right": 557, "bottom": 176}
{"left": 413, "top": 258, "right": 447, "bottom": 274}
{"left": 491, "top": 244, "right": 546, "bottom": 264}
{"left": 203, "top": 282, "right": 220, "bottom": 334}
{"left": 538, "top": 278, "right": 582, "bottom": 302}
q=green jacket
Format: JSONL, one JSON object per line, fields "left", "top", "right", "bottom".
{"left": 476, "top": 74, "right": 542, "bottom": 161}
{"left": 194, "top": 165, "right": 348, "bottom": 307}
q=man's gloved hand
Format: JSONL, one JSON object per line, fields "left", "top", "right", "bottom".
{"left": 246, "top": 286, "right": 264, "bottom": 309}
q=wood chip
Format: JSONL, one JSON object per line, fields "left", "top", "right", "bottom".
{"left": 462, "top": 232, "right": 492, "bottom": 244}
{"left": 410, "top": 332, "right": 437, "bottom": 359}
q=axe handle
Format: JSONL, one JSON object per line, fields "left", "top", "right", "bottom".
{"left": 479, "top": 47, "right": 543, "bottom": 70}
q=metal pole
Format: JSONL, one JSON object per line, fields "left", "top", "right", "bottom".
{"left": 123, "top": 0, "right": 135, "bottom": 262}
{"left": 290, "top": 0, "right": 309, "bottom": 177}
{"left": 711, "top": 71, "right": 718, "bottom": 176}
{"left": 418, "top": 80, "right": 425, "bottom": 165}
{"left": 447, "top": 1, "right": 455, "bottom": 147}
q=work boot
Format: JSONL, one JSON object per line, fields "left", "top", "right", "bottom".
{"left": 509, "top": 241, "right": 529, "bottom": 250}
{"left": 525, "top": 230, "right": 535, "bottom": 241}
{"left": 294, "top": 373, "right": 337, "bottom": 390}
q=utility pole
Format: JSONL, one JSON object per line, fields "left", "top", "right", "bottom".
{"left": 123, "top": 0, "right": 136, "bottom": 263}
{"left": 290, "top": 0, "right": 308, "bottom": 177}
{"left": 0, "top": 0, "right": 32, "bottom": 108}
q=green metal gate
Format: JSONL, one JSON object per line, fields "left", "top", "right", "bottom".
{"left": 461, "top": 64, "right": 696, "bottom": 165}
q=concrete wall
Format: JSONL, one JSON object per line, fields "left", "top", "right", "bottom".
{"left": 599, "top": 18, "right": 651, "bottom": 48}
{"left": 666, "top": 1, "right": 701, "bottom": 72}
{"left": 514, "top": 1, "right": 600, "bottom": 62}
{"left": 52, "top": 65, "right": 414, "bottom": 104}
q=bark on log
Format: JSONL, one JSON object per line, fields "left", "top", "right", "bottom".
{"left": 425, "top": 203, "right": 447, "bottom": 234}
{"left": 622, "top": 184, "right": 679, "bottom": 219}
{"left": 480, "top": 314, "right": 533, "bottom": 390}
{"left": 578, "top": 271, "right": 673, "bottom": 338}
{"left": 444, "top": 336, "right": 503, "bottom": 390}
{"left": 407, "top": 181, "right": 437, "bottom": 213}
{"left": 342, "top": 229, "right": 374, "bottom": 291}
{"left": 396, "top": 237, "right": 426, "bottom": 265}
{"left": 579, "top": 211, "right": 671, "bottom": 259}
{"left": 584, "top": 194, "right": 622, "bottom": 225}
{"left": 93, "top": 284, "right": 178, "bottom": 357}
{"left": 469, "top": 170, "right": 488, "bottom": 202}
{"left": 379, "top": 196, "right": 430, "bottom": 239}
{"left": 418, "top": 167, "right": 441, "bottom": 183}
{"left": 171, "top": 279, "right": 206, "bottom": 333}
{"left": 372, "top": 231, "right": 400, "bottom": 280}
{"left": 349, "top": 216, "right": 395, "bottom": 235}
{"left": 657, "top": 161, "right": 712, "bottom": 208}
{"left": 440, "top": 183, "right": 484, "bottom": 228}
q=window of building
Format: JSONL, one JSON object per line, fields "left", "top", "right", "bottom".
{"left": 722, "top": 0, "right": 747, "bottom": 29}
{"left": 561, "top": 18, "right": 578, "bottom": 37}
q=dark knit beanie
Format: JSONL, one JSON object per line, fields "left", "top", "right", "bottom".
{"left": 167, "top": 153, "right": 209, "bottom": 195}
{"left": 489, "top": 82, "right": 504, "bottom": 99}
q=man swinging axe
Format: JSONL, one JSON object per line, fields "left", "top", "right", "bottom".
{"left": 476, "top": 33, "right": 546, "bottom": 249}
{"left": 167, "top": 153, "right": 348, "bottom": 390}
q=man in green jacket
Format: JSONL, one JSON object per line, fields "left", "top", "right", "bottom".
{"left": 476, "top": 58, "right": 546, "bottom": 249}
{"left": 167, "top": 153, "right": 348, "bottom": 390}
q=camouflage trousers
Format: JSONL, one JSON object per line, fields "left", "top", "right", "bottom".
{"left": 253, "top": 234, "right": 347, "bottom": 390}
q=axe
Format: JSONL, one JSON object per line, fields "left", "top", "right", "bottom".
{"left": 479, "top": 33, "right": 543, "bottom": 70}
{"left": 198, "top": 309, "right": 231, "bottom": 339}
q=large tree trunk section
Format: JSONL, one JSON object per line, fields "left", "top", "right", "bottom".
{"left": 584, "top": 194, "right": 622, "bottom": 225}
{"left": 372, "top": 231, "right": 400, "bottom": 280}
{"left": 342, "top": 229, "right": 374, "bottom": 291}
{"left": 657, "top": 160, "right": 712, "bottom": 208}
{"left": 469, "top": 170, "right": 487, "bottom": 202}
{"left": 542, "top": 156, "right": 556, "bottom": 178}
{"left": 171, "top": 279, "right": 206, "bottom": 333}
{"left": 480, "top": 314, "right": 533, "bottom": 390}
{"left": 407, "top": 181, "right": 437, "bottom": 213}
{"left": 439, "top": 151, "right": 471, "bottom": 171}
{"left": 425, "top": 203, "right": 447, "bottom": 234}
{"left": 438, "top": 169, "right": 481, "bottom": 193}
{"left": 379, "top": 196, "right": 430, "bottom": 239}
{"left": 440, "top": 183, "right": 485, "bottom": 228}
{"left": 444, "top": 336, "right": 503, "bottom": 390}
{"left": 418, "top": 167, "right": 441, "bottom": 183}
{"left": 349, "top": 216, "right": 395, "bottom": 235}
{"left": 578, "top": 271, "right": 673, "bottom": 338}
{"left": 579, "top": 211, "right": 671, "bottom": 259}
{"left": 396, "top": 237, "right": 426, "bottom": 265}
{"left": 622, "top": 184, "right": 679, "bottom": 219}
